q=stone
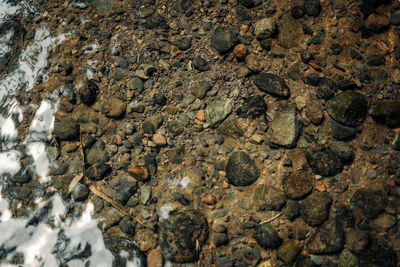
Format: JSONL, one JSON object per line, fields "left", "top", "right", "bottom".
{"left": 167, "top": 120, "right": 184, "bottom": 136}
{"left": 238, "top": 0, "right": 261, "bottom": 8}
{"left": 370, "top": 100, "right": 400, "bottom": 126}
{"left": 104, "top": 237, "right": 145, "bottom": 267}
{"left": 160, "top": 210, "right": 208, "bottom": 263}
{"left": 233, "top": 44, "right": 248, "bottom": 59}
{"left": 358, "top": 237, "right": 397, "bottom": 267}
{"left": 338, "top": 250, "right": 358, "bottom": 267}
{"left": 305, "top": 102, "right": 324, "bottom": 125}
{"left": 282, "top": 171, "right": 314, "bottom": 200}
{"left": 346, "top": 229, "right": 370, "bottom": 254}
{"left": 53, "top": 118, "right": 79, "bottom": 141}
{"left": 236, "top": 95, "right": 266, "bottom": 118}
{"left": 119, "top": 216, "right": 135, "bottom": 235}
{"left": 226, "top": 151, "right": 260, "bottom": 186}
{"left": 330, "top": 119, "right": 356, "bottom": 140}
{"left": 253, "top": 73, "right": 290, "bottom": 98}
{"left": 152, "top": 133, "right": 167, "bottom": 146}
{"left": 211, "top": 233, "right": 229, "bottom": 247}
{"left": 391, "top": 69, "right": 400, "bottom": 84}
{"left": 277, "top": 12, "right": 304, "bottom": 49}
{"left": 283, "top": 200, "right": 300, "bottom": 221}
{"left": 366, "top": 68, "right": 388, "bottom": 81}
{"left": 86, "top": 141, "right": 108, "bottom": 165}
{"left": 253, "top": 224, "right": 282, "bottom": 249}
{"left": 79, "top": 80, "right": 98, "bottom": 105}
{"left": 299, "top": 192, "right": 332, "bottom": 226}
{"left": 330, "top": 43, "right": 343, "bottom": 55}
{"left": 370, "top": 213, "right": 396, "bottom": 230}
{"left": 254, "top": 18, "right": 276, "bottom": 39}
{"left": 365, "top": 14, "right": 390, "bottom": 32}
{"left": 191, "top": 81, "right": 211, "bottom": 99}
{"left": 211, "top": 27, "right": 238, "bottom": 54}
{"left": 128, "top": 77, "right": 144, "bottom": 92}
{"left": 192, "top": 55, "right": 210, "bottom": 71}
{"left": 245, "top": 55, "right": 263, "bottom": 72}
{"left": 390, "top": 12, "right": 400, "bottom": 25}
{"left": 305, "top": 147, "right": 343, "bottom": 177}
{"left": 72, "top": 183, "right": 89, "bottom": 202}
{"left": 205, "top": 97, "right": 234, "bottom": 127}
{"left": 316, "top": 78, "right": 335, "bottom": 100}
{"left": 101, "top": 97, "right": 127, "bottom": 118}
{"left": 140, "top": 185, "right": 152, "bottom": 205}
{"left": 268, "top": 106, "right": 301, "bottom": 148}
{"left": 115, "top": 178, "right": 136, "bottom": 205}
{"left": 303, "top": 0, "right": 321, "bottom": 17}
{"left": 351, "top": 188, "right": 387, "bottom": 218}
{"left": 306, "top": 219, "right": 344, "bottom": 254}
{"left": 367, "top": 54, "right": 385, "bottom": 66}
{"left": 329, "top": 142, "right": 354, "bottom": 163}
{"left": 86, "top": 162, "right": 110, "bottom": 180}
{"left": 277, "top": 240, "right": 302, "bottom": 265}
{"left": 326, "top": 91, "right": 368, "bottom": 127}
{"left": 252, "top": 185, "right": 286, "bottom": 211}
{"left": 128, "top": 166, "right": 150, "bottom": 181}
{"left": 100, "top": 207, "right": 123, "bottom": 230}
{"left": 147, "top": 249, "right": 163, "bottom": 267}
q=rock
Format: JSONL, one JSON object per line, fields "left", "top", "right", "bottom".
{"left": 390, "top": 12, "right": 400, "bottom": 25}
{"left": 140, "top": 185, "right": 152, "bottom": 205}
{"left": 254, "top": 18, "right": 276, "bottom": 39}
{"left": 330, "top": 119, "right": 356, "bottom": 140}
{"left": 366, "top": 68, "right": 388, "bottom": 81}
{"left": 211, "top": 27, "right": 238, "bottom": 54}
{"left": 326, "top": 91, "right": 368, "bottom": 127}
{"left": 152, "top": 133, "right": 167, "bottom": 146}
{"left": 167, "top": 120, "right": 184, "bottom": 136}
{"left": 299, "top": 192, "right": 332, "bottom": 226}
{"left": 147, "top": 249, "right": 163, "bottom": 267}
{"left": 291, "top": 6, "right": 304, "bottom": 19}
{"left": 226, "top": 151, "right": 260, "bottom": 186}
{"left": 330, "top": 43, "right": 343, "bottom": 55}
{"left": 119, "top": 216, "right": 135, "bottom": 235}
{"left": 115, "top": 178, "right": 136, "bottom": 205}
{"left": 238, "top": 0, "right": 261, "bottom": 8}
{"left": 268, "top": 106, "right": 301, "bottom": 148}
{"left": 104, "top": 238, "right": 145, "bottom": 267}
{"left": 277, "top": 13, "right": 304, "bottom": 49}
{"left": 191, "top": 81, "right": 211, "bottom": 99}
{"left": 160, "top": 210, "right": 208, "bottom": 263}
{"left": 253, "top": 73, "right": 290, "bottom": 98}
{"left": 252, "top": 185, "right": 286, "bottom": 211}
{"left": 101, "top": 97, "right": 127, "bottom": 118}
{"left": 143, "top": 12, "right": 166, "bottom": 29}
{"left": 128, "top": 166, "right": 150, "bottom": 181}
{"left": 233, "top": 44, "right": 248, "bottom": 59}
{"left": 338, "top": 250, "right": 358, "bottom": 267}
{"left": 245, "top": 55, "right": 263, "bottom": 72}
{"left": 370, "top": 100, "right": 400, "bottom": 126}
{"left": 358, "top": 237, "right": 397, "bottom": 267}
{"left": 79, "top": 80, "right": 98, "bottom": 105}
{"left": 128, "top": 77, "right": 144, "bottom": 93}
{"left": 205, "top": 97, "right": 234, "bottom": 127}
{"left": 370, "top": 213, "right": 396, "bottom": 230}
{"left": 86, "top": 141, "right": 108, "bottom": 165}
{"left": 351, "top": 188, "right": 387, "bottom": 218}
{"left": 8, "top": 185, "right": 31, "bottom": 200}
{"left": 367, "top": 54, "right": 385, "bottom": 66}
{"left": 53, "top": 118, "right": 79, "bottom": 141}
{"left": 283, "top": 200, "right": 300, "bottom": 221}
{"left": 277, "top": 240, "right": 302, "bottom": 265}
{"left": 202, "top": 194, "right": 217, "bottom": 205}
{"left": 253, "top": 224, "right": 282, "bottom": 249}
{"left": 303, "top": 0, "right": 321, "bottom": 17}
{"left": 346, "top": 229, "right": 370, "bottom": 254}
{"left": 305, "top": 147, "right": 343, "bottom": 176}
{"left": 305, "top": 102, "right": 324, "bottom": 125}
{"left": 236, "top": 95, "right": 266, "bottom": 118}
{"left": 282, "top": 171, "right": 314, "bottom": 199}
{"left": 329, "top": 142, "right": 354, "bottom": 163}
{"left": 306, "top": 219, "right": 344, "bottom": 254}
{"left": 72, "top": 183, "right": 89, "bottom": 202}
{"left": 192, "top": 55, "right": 210, "bottom": 71}
{"left": 100, "top": 207, "right": 123, "bottom": 230}
{"left": 86, "top": 162, "right": 110, "bottom": 180}
{"left": 391, "top": 69, "right": 400, "bottom": 84}
{"left": 316, "top": 78, "right": 336, "bottom": 100}
{"left": 178, "top": 37, "right": 192, "bottom": 50}
{"left": 211, "top": 233, "right": 229, "bottom": 247}
{"left": 217, "top": 257, "right": 234, "bottom": 267}
{"left": 365, "top": 14, "right": 390, "bottom": 32}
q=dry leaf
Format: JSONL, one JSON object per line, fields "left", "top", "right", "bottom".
{"left": 68, "top": 172, "right": 84, "bottom": 194}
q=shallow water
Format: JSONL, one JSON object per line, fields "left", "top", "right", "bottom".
{"left": 0, "top": 1, "right": 133, "bottom": 266}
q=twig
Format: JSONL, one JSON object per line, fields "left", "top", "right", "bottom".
{"left": 260, "top": 212, "right": 282, "bottom": 224}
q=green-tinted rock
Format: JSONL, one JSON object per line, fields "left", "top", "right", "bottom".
{"left": 252, "top": 185, "right": 286, "bottom": 211}
{"left": 326, "top": 91, "right": 368, "bottom": 126}
{"left": 278, "top": 240, "right": 302, "bottom": 265}
{"left": 205, "top": 97, "right": 233, "bottom": 127}
{"left": 268, "top": 105, "right": 301, "bottom": 148}
{"left": 338, "top": 250, "right": 358, "bottom": 267}
{"left": 211, "top": 27, "right": 238, "bottom": 54}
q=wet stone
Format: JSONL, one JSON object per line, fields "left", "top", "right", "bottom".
{"left": 252, "top": 185, "right": 286, "bottom": 211}
{"left": 101, "top": 97, "right": 127, "bottom": 118}
{"left": 268, "top": 105, "right": 301, "bottom": 148}
{"left": 282, "top": 171, "right": 314, "bottom": 200}
{"left": 72, "top": 183, "right": 89, "bottom": 202}
{"left": 283, "top": 200, "right": 300, "bottom": 221}
{"left": 299, "top": 192, "right": 332, "bottom": 226}
{"left": 205, "top": 97, "right": 233, "bottom": 127}
{"left": 119, "top": 216, "right": 135, "bottom": 235}
{"left": 192, "top": 55, "right": 210, "bottom": 71}
{"left": 305, "top": 147, "right": 343, "bottom": 177}
{"left": 277, "top": 239, "right": 302, "bottom": 265}
{"left": 370, "top": 100, "right": 400, "bottom": 126}
{"left": 254, "top": 18, "right": 276, "bottom": 39}
{"left": 330, "top": 119, "right": 356, "bottom": 140}
{"left": 115, "top": 178, "right": 136, "bottom": 205}
{"left": 303, "top": 0, "right": 321, "bottom": 17}
{"left": 326, "top": 91, "right": 368, "bottom": 127}
{"left": 329, "top": 142, "right": 354, "bottom": 163}
{"left": 53, "top": 118, "right": 79, "bottom": 141}
{"left": 226, "top": 151, "right": 260, "bottom": 186}
{"left": 238, "top": 0, "right": 261, "bottom": 8}
{"left": 100, "top": 207, "right": 123, "bottom": 230}
{"left": 365, "top": 14, "right": 390, "bottom": 32}
{"left": 358, "top": 237, "right": 397, "bottom": 267}
{"left": 211, "top": 27, "right": 238, "bottom": 54}
{"left": 86, "top": 162, "right": 110, "bottom": 180}
{"left": 351, "top": 188, "right": 387, "bottom": 218}
{"left": 306, "top": 219, "right": 344, "bottom": 254}
{"left": 253, "top": 224, "right": 282, "bottom": 249}
{"left": 253, "top": 73, "right": 290, "bottom": 98}
{"left": 236, "top": 95, "right": 266, "bottom": 118}
{"left": 160, "top": 210, "right": 208, "bottom": 263}
{"left": 191, "top": 81, "right": 211, "bottom": 99}
{"left": 316, "top": 78, "right": 335, "bottom": 100}
{"left": 346, "top": 229, "right": 370, "bottom": 254}
{"left": 367, "top": 54, "right": 385, "bottom": 66}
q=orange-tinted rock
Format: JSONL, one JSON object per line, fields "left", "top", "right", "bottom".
{"left": 127, "top": 166, "right": 149, "bottom": 181}
{"left": 147, "top": 249, "right": 163, "bottom": 267}
{"left": 233, "top": 44, "right": 248, "bottom": 59}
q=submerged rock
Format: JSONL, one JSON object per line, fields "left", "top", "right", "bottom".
{"left": 305, "top": 147, "right": 343, "bottom": 176}
{"left": 226, "top": 151, "right": 260, "bottom": 186}
{"left": 253, "top": 73, "right": 290, "bottom": 98}
{"left": 252, "top": 185, "right": 286, "bottom": 211}
{"left": 370, "top": 100, "right": 400, "bottom": 126}
{"left": 282, "top": 171, "right": 314, "bottom": 200}
{"left": 299, "top": 192, "right": 332, "bottom": 226}
{"left": 306, "top": 219, "right": 344, "bottom": 254}
{"left": 205, "top": 97, "right": 233, "bottom": 127}
{"left": 236, "top": 95, "right": 267, "bottom": 118}
{"left": 211, "top": 27, "right": 238, "bottom": 54}
{"left": 268, "top": 105, "right": 301, "bottom": 148}
{"left": 253, "top": 224, "right": 282, "bottom": 249}
{"left": 351, "top": 188, "right": 387, "bottom": 218}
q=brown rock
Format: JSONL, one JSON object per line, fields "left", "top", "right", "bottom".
{"left": 152, "top": 133, "right": 167, "bottom": 146}
{"left": 127, "top": 166, "right": 150, "bottom": 181}
{"left": 202, "top": 193, "right": 217, "bottom": 205}
{"left": 365, "top": 14, "right": 389, "bottom": 32}
{"left": 233, "top": 44, "right": 248, "bottom": 59}
{"left": 305, "top": 102, "right": 324, "bottom": 125}
{"left": 196, "top": 109, "right": 206, "bottom": 121}
{"left": 245, "top": 54, "right": 263, "bottom": 73}
{"left": 147, "top": 249, "right": 163, "bottom": 267}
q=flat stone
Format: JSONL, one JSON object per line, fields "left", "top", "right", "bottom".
{"left": 299, "top": 192, "right": 332, "bottom": 226}
{"left": 305, "top": 147, "right": 343, "bottom": 177}
{"left": 226, "top": 151, "right": 260, "bottom": 186}
{"left": 211, "top": 27, "right": 238, "bottom": 54}
{"left": 306, "top": 219, "right": 344, "bottom": 254}
{"left": 268, "top": 105, "right": 301, "bottom": 148}
{"left": 253, "top": 73, "right": 290, "bottom": 98}
{"left": 205, "top": 97, "right": 234, "bottom": 127}
{"left": 252, "top": 185, "right": 286, "bottom": 211}
{"left": 282, "top": 171, "right": 314, "bottom": 199}
{"left": 253, "top": 224, "right": 282, "bottom": 249}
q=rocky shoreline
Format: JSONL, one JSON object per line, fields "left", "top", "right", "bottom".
{"left": 1, "top": 0, "right": 400, "bottom": 266}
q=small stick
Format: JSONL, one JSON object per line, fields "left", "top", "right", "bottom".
{"left": 260, "top": 212, "right": 282, "bottom": 224}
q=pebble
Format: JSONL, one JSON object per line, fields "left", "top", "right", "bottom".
{"left": 299, "top": 192, "right": 332, "bottom": 226}
{"left": 233, "top": 44, "right": 248, "bottom": 59}
{"left": 205, "top": 97, "right": 234, "bottom": 127}
{"left": 226, "top": 151, "right": 260, "bottom": 186}
{"left": 282, "top": 171, "right": 314, "bottom": 199}
{"left": 253, "top": 224, "right": 282, "bottom": 249}
{"left": 306, "top": 219, "right": 344, "bottom": 254}
{"left": 254, "top": 18, "right": 276, "bottom": 39}
{"left": 268, "top": 105, "right": 301, "bottom": 148}
{"left": 152, "top": 133, "right": 167, "bottom": 146}
{"left": 253, "top": 73, "right": 290, "bottom": 98}
{"left": 128, "top": 166, "right": 150, "bottom": 181}
{"left": 53, "top": 118, "right": 79, "bottom": 141}
{"left": 305, "top": 147, "right": 343, "bottom": 176}
{"left": 211, "top": 27, "right": 238, "bottom": 54}
{"left": 147, "top": 249, "right": 163, "bottom": 267}
{"left": 351, "top": 188, "right": 387, "bottom": 218}
{"left": 101, "top": 97, "right": 127, "bottom": 118}
{"left": 252, "top": 185, "right": 286, "bottom": 211}
{"left": 72, "top": 183, "right": 89, "bottom": 202}
{"left": 365, "top": 14, "right": 390, "bottom": 32}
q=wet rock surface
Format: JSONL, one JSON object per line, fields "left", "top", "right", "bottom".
{"left": 226, "top": 151, "right": 260, "bottom": 186}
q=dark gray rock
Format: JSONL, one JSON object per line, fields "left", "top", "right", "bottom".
{"left": 253, "top": 73, "right": 290, "bottom": 98}
{"left": 305, "top": 147, "right": 343, "bottom": 176}
{"left": 365, "top": 68, "right": 388, "bottom": 81}
{"left": 390, "top": 12, "right": 400, "bottom": 25}
{"left": 252, "top": 185, "right": 286, "bottom": 211}
{"left": 53, "top": 118, "right": 79, "bottom": 141}
{"left": 330, "top": 119, "right": 356, "bottom": 140}
{"left": 367, "top": 55, "right": 385, "bottom": 66}
{"left": 238, "top": 0, "right": 261, "bottom": 8}
{"left": 268, "top": 105, "right": 301, "bottom": 148}
{"left": 306, "top": 219, "right": 344, "bottom": 254}
{"left": 282, "top": 171, "right": 314, "bottom": 199}
{"left": 143, "top": 12, "right": 166, "bottom": 29}
{"left": 351, "top": 188, "right": 387, "bottom": 218}
{"left": 72, "top": 183, "right": 89, "bottom": 202}
{"left": 8, "top": 185, "right": 31, "bottom": 200}
{"left": 236, "top": 95, "right": 266, "bottom": 118}
{"left": 115, "top": 178, "right": 137, "bottom": 205}
{"left": 211, "top": 233, "right": 229, "bottom": 247}
{"left": 211, "top": 27, "right": 238, "bottom": 54}
{"left": 160, "top": 210, "right": 208, "bottom": 263}
{"left": 299, "top": 192, "right": 332, "bottom": 226}
{"left": 329, "top": 142, "right": 354, "bottom": 163}
{"left": 128, "top": 77, "right": 144, "bottom": 93}
{"left": 303, "top": 0, "right": 321, "bottom": 16}
{"left": 330, "top": 43, "right": 343, "bottom": 55}
{"left": 86, "top": 162, "right": 110, "bottom": 180}
{"left": 86, "top": 141, "right": 108, "bottom": 165}
{"left": 191, "top": 81, "right": 211, "bottom": 99}
{"left": 326, "top": 91, "right": 368, "bottom": 127}
{"left": 79, "top": 80, "right": 98, "bottom": 105}
{"left": 346, "top": 229, "right": 370, "bottom": 254}
{"left": 358, "top": 237, "right": 397, "bottom": 267}
{"left": 283, "top": 200, "right": 300, "bottom": 221}
{"left": 192, "top": 55, "right": 210, "bottom": 71}
{"left": 253, "top": 224, "right": 282, "bottom": 249}
{"left": 226, "top": 151, "right": 260, "bottom": 186}
{"left": 316, "top": 78, "right": 336, "bottom": 100}
{"left": 370, "top": 100, "right": 400, "bottom": 126}
{"left": 119, "top": 216, "right": 135, "bottom": 235}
